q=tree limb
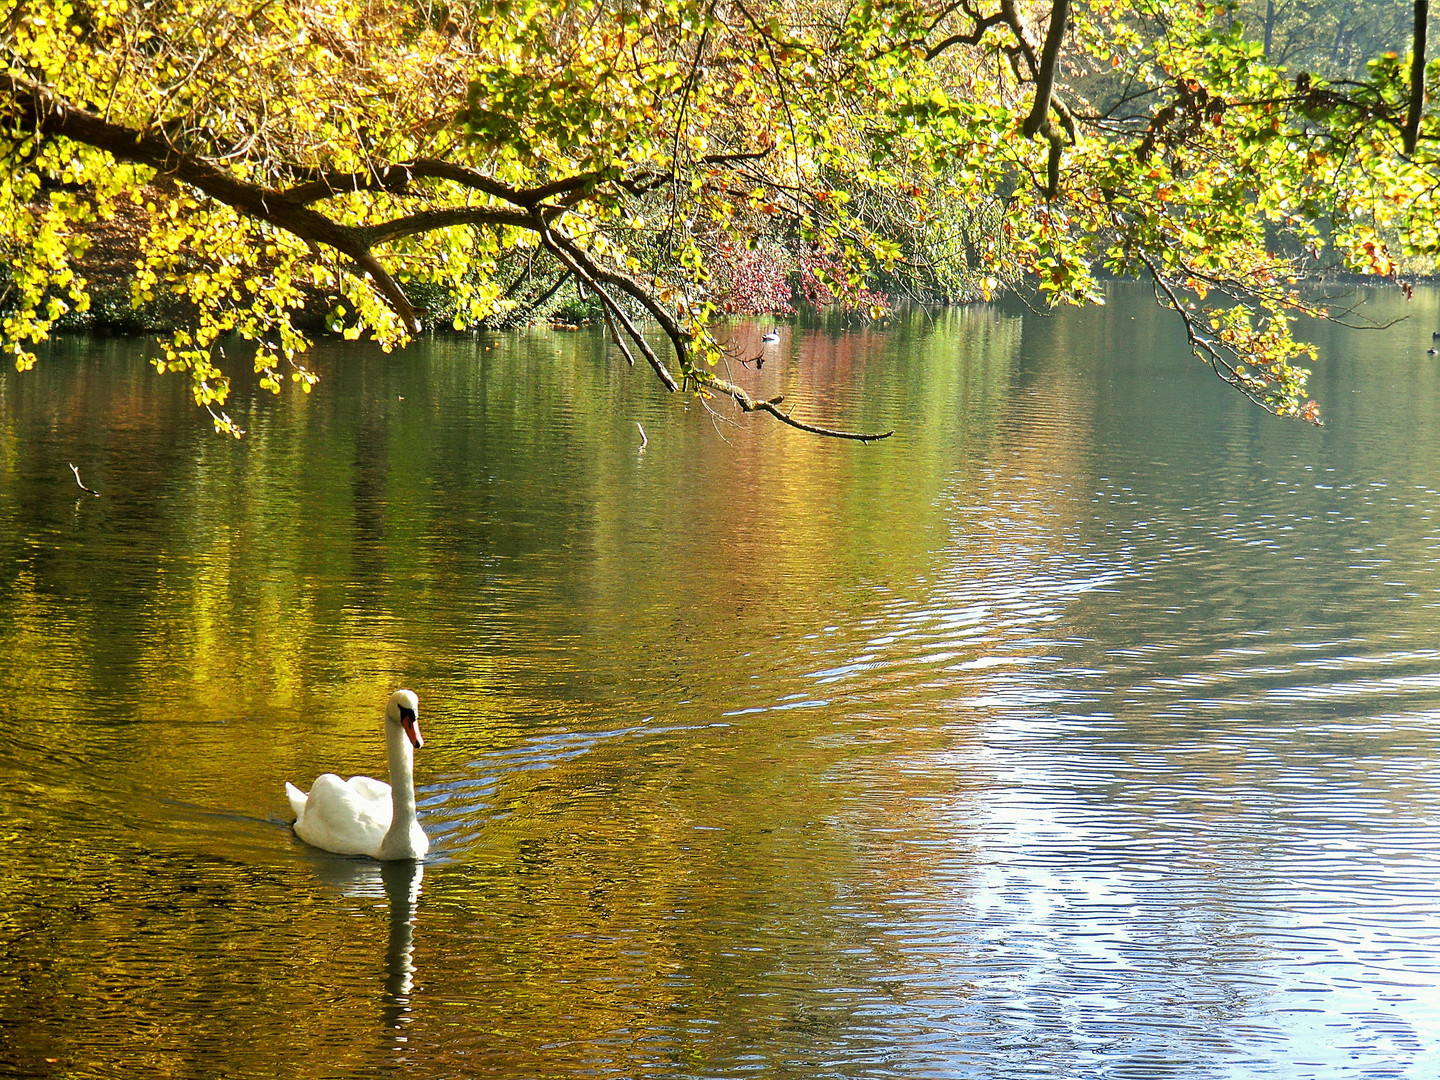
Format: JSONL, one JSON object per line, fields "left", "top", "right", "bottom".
{"left": 363, "top": 205, "right": 537, "bottom": 246}
{"left": 544, "top": 223, "right": 693, "bottom": 375}
{"left": 1023, "top": 0, "right": 1070, "bottom": 138}
{"left": 1405, "top": 0, "right": 1429, "bottom": 154}
{"left": 999, "top": 0, "right": 1040, "bottom": 75}
{"left": 282, "top": 159, "right": 605, "bottom": 208}
{"left": 533, "top": 215, "right": 681, "bottom": 392}
{"left": 698, "top": 373, "right": 894, "bottom": 441}
{"left": 926, "top": 7, "right": 1006, "bottom": 60}
{"left": 3, "top": 72, "right": 425, "bottom": 331}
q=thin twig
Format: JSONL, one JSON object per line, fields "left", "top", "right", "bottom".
{"left": 69, "top": 464, "right": 100, "bottom": 496}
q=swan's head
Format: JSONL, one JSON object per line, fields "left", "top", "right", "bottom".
{"left": 387, "top": 689, "right": 423, "bottom": 749}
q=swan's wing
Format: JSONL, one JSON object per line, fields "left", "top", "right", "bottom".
{"left": 348, "top": 774, "right": 391, "bottom": 803}
{"left": 284, "top": 781, "right": 308, "bottom": 819}
{"left": 291, "top": 772, "right": 392, "bottom": 857}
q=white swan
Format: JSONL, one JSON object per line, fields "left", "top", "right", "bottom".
{"left": 286, "top": 689, "right": 430, "bottom": 861}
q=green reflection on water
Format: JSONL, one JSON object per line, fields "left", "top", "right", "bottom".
{"left": 5, "top": 289, "right": 1440, "bottom": 1078}
{"left": 0, "top": 306, "right": 1026, "bottom": 1078}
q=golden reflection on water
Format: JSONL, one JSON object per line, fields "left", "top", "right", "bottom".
{"left": 5, "top": 292, "right": 1440, "bottom": 1077}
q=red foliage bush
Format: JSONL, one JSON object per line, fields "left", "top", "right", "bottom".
{"left": 712, "top": 243, "right": 795, "bottom": 315}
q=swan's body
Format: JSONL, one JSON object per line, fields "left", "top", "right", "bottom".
{"left": 761, "top": 329, "right": 780, "bottom": 343}
{"left": 286, "top": 689, "right": 429, "bottom": 861}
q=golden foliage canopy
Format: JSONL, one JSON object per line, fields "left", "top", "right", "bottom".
{"left": 5, "top": 0, "right": 1440, "bottom": 432}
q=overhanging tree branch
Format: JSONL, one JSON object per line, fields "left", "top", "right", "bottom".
{"left": 3, "top": 72, "right": 426, "bottom": 332}
{"left": 1022, "top": 0, "right": 1070, "bottom": 139}
{"left": 8, "top": 71, "right": 892, "bottom": 441}
{"left": 532, "top": 213, "right": 681, "bottom": 392}
{"left": 989, "top": 1, "right": 1073, "bottom": 197}
{"left": 1138, "top": 252, "right": 1319, "bottom": 425}
{"left": 697, "top": 372, "right": 894, "bottom": 441}
{"left": 363, "top": 205, "right": 537, "bottom": 245}
{"left": 1405, "top": 0, "right": 1429, "bottom": 154}
{"left": 282, "top": 160, "right": 608, "bottom": 208}
{"left": 925, "top": 2, "right": 1007, "bottom": 60}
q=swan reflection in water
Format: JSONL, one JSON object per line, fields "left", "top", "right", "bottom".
{"left": 305, "top": 854, "right": 426, "bottom": 1037}
{"left": 379, "top": 859, "right": 424, "bottom": 1029}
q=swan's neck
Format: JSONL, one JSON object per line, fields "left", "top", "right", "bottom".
{"left": 381, "top": 720, "right": 419, "bottom": 855}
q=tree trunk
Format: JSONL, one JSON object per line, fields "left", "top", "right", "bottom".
{"left": 1405, "top": 0, "right": 1429, "bottom": 155}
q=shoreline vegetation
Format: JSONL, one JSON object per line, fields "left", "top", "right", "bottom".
{"left": 25, "top": 207, "right": 1432, "bottom": 341}
{"left": 10, "top": 198, "right": 899, "bottom": 338}
{"left": 7, "top": 0, "right": 1440, "bottom": 433}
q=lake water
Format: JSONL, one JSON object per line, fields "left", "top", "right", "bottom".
{"left": 5, "top": 284, "right": 1440, "bottom": 1078}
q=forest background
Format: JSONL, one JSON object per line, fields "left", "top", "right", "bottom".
{"left": 5, "top": 0, "right": 1440, "bottom": 435}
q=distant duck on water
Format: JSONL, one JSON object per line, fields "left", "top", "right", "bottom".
{"left": 761, "top": 329, "right": 780, "bottom": 343}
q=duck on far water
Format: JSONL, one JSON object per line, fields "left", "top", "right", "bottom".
{"left": 762, "top": 328, "right": 780, "bottom": 343}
